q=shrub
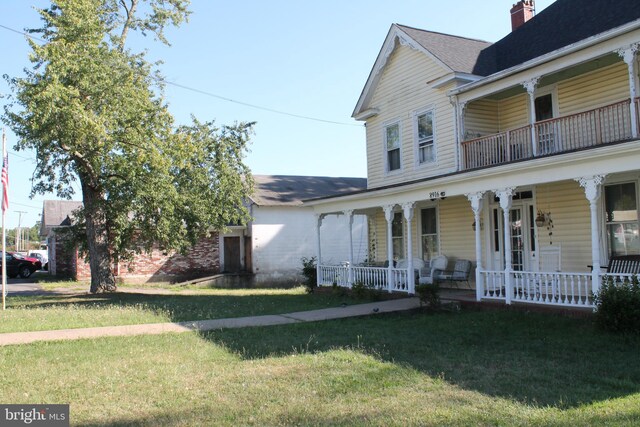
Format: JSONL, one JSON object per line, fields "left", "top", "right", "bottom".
{"left": 594, "top": 275, "right": 640, "bottom": 334}
{"left": 351, "top": 281, "right": 368, "bottom": 299}
{"left": 415, "top": 282, "right": 441, "bottom": 309}
{"left": 300, "top": 257, "right": 317, "bottom": 294}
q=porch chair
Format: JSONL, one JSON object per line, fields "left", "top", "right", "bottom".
{"left": 396, "top": 258, "right": 426, "bottom": 285}
{"left": 438, "top": 259, "right": 473, "bottom": 288}
{"left": 418, "top": 255, "right": 448, "bottom": 285}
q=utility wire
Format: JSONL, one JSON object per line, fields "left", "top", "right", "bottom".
{"left": 0, "top": 23, "right": 362, "bottom": 128}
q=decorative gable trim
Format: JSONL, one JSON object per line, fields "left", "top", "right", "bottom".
{"left": 352, "top": 24, "right": 453, "bottom": 119}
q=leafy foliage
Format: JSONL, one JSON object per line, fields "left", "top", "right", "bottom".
{"left": 415, "top": 283, "right": 441, "bottom": 309}
{"left": 3, "top": 0, "right": 254, "bottom": 292}
{"left": 594, "top": 275, "right": 640, "bottom": 334}
{"left": 300, "top": 257, "right": 317, "bottom": 293}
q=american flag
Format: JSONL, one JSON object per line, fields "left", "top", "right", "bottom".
{"left": 1, "top": 142, "right": 7, "bottom": 212}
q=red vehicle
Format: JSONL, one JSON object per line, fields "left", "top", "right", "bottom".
{"left": 2, "top": 252, "right": 42, "bottom": 278}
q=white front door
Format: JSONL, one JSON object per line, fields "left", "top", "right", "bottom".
{"left": 490, "top": 202, "right": 537, "bottom": 271}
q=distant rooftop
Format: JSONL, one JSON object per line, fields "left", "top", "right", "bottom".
{"left": 251, "top": 175, "right": 367, "bottom": 206}
{"left": 40, "top": 200, "right": 83, "bottom": 237}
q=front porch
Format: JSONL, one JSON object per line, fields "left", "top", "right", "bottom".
{"left": 313, "top": 173, "right": 640, "bottom": 310}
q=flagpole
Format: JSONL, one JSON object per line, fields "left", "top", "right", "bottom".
{"left": 2, "top": 128, "right": 6, "bottom": 311}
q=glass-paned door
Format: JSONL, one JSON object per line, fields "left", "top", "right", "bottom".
{"left": 510, "top": 208, "right": 525, "bottom": 271}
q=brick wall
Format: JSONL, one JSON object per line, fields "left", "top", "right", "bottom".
{"left": 51, "top": 231, "right": 220, "bottom": 283}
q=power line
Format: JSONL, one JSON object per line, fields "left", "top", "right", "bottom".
{"left": 0, "top": 22, "right": 361, "bottom": 128}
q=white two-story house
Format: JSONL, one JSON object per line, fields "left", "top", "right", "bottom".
{"left": 307, "top": 0, "right": 640, "bottom": 308}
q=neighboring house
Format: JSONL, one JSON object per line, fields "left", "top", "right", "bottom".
{"left": 40, "top": 175, "right": 368, "bottom": 284}
{"left": 40, "top": 200, "right": 220, "bottom": 282}
{"left": 222, "top": 175, "right": 368, "bottom": 285}
{"left": 307, "top": 0, "right": 640, "bottom": 309}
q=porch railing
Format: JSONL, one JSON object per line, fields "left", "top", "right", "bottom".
{"left": 462, "top": 99, "right": 634, "bottom": 170}
{"left": 317, "top": 264, "right": 412, "bottom": 293}
{"left": 479, "top": 270, "right": 595, "bottom": 308}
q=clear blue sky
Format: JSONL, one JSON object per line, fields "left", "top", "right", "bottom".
{"left": 0, "top": 0, "right": 554, "bottom": 230}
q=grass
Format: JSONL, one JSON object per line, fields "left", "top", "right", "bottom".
{"left": 1, "top": 287, "right": 357, "bottom": 333}
{"left": 0, "top": 309, "right": 638, "bottom": 425}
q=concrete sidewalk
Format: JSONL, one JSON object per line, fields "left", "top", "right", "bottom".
{"left": 0, "top": 297, "right": 421, "bottom": 346}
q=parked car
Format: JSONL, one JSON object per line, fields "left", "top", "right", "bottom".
{"left": 2, "top": 252, "right": 42, "bottom": 278}
{"left": 27, "top": 250, "right": 49, "bottom": 271}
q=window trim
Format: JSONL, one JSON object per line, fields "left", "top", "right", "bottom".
{"left": 531, "top": 84, "right": 559, "bottom": 121}
{"left": 603, "top": 180, "right": 640, "bottom": 257}
{"left": 412, "top": 107, "right": 436, "bottom": 167}
{"left": 383, "top": 120, "right": 403, "bottom": 175}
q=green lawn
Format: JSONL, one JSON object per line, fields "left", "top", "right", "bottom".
{"left": 1, "top": 309, "right": 638, "bottom": 426}
{"left": 1, "top": 287, "right": 355, "bottom": 333}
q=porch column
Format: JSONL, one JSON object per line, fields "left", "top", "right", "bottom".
{"left": 617, "top": 44, "right": 639, "bottom": 138}
{"left": 315, "top": 214, "right": 325, "bottom": 286}
{"left": 496, "top": 187, "right": 516, "bottom": 304}
{"left": 383, "top": 205, "right": 395, "bottom": 293}
{"left": 344, "top": 209, "right": 354, "bottom": 285}
{"left": 466, "top": 191, "right": 486, "bottom": 302}
{"left": 577, "top": 175, "right": 606, "bottom": 294}
{"left": 523, "top": 78, "right": 539, "bottom": 156}
{"left": 402, "top": 202, "right": 415, "bottom": 294}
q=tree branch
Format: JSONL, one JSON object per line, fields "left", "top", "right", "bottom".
{"left": 119, "top": 0, "right": 138, "bottom": 50}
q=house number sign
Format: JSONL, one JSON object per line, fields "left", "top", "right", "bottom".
{"left": 429, "top": 191, "right": 446, "bottom": 200}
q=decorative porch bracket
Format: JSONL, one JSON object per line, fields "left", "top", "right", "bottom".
{"left": 522, "top": 77, "right": 540, "bottom": 156}
{"left": 576, "top": 175, "right": 606, "bottom": 295}
{"left": 344, "top": 210, "right": 354, "bottom": 285}
{"left": 383, "top": 205, "right": 395, "bottom": 293}
{"left": 315, "top": 213, "right": 326, "bottom": 286}
{"left": 402, "top": 202, "right": 415, "bottom": 294}
{"left": 466, "top": 191, "right": 486, "bottom": 302}
{"left": 616, "top": 43, "right": 639, "bottom": 138}
{"left": 495, "top": 187, "right": 516, "bottom": 304}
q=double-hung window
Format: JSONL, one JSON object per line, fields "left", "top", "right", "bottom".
{"left": 392, "top": 212, "right": 404, "bottom": 260}
{"left": 421, "top": 207, "right": 439, "bottom": 260}
{"left": 385, "top": 123, "right": 401, "bottom": 172}
{"left": 416, "top": 110, "right": 435, "bottom": 164}
{"left": 605, "top": 182, "right": 640, "bottom": 256}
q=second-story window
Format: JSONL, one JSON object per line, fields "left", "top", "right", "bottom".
{"left": 385, "top": 123, "right": 401, "bottom": 172}
{"left": 415, "top": 110, "right": 435, "bottom": 164}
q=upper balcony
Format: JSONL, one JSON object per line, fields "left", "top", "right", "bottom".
{"left": 460, "top": 98, "right": 637, "bottom": 170}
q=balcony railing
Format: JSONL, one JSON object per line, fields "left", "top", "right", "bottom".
{"left": 461, "top": 99, "right": 634, "bottom": 170}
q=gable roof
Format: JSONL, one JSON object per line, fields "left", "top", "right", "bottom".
{"left": 250, "top": 175, "right": 367, "bottom": 207}
{"left": 352, "top": 24, "right": 490, "bottom": 118}
{"left": 397, "top": 25, "right": 491, "bottom": 75}
{"left": 40, "top": 200, "right": 83, "bottom": 237}
{"left": 473, "top": 0, "right": 640, "bottom": 76}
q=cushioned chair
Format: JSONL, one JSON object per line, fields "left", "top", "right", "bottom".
{"left": 439, "top": 259, "right": 473, "bottom": 288}
{"left": 418, "top": 255, "right": 448, "bottom": 285}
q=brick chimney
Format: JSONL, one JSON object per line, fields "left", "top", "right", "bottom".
{"left": 510, "top": 0, "right": 535, "bottom": 31}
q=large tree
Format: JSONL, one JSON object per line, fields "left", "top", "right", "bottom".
{"left": 3, "top": 0, "right": 254, "bottom": 292}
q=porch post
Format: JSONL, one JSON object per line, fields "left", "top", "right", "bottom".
{"left": 466, "top": 191, "right": 486, "bottom": 302}
{"left": 402, "top": 202, "right": 415, "bottom": 294}
{"left": 617, "top": 44, "right": 639, "bottom": 138}
{"left": 383, "top": 205, "right": 395, "bottom": 293}
{"left": 496, "top": 187, "right": 515, "bottom": 304}
{"left": 577, "top": 175, "right": 606, "bottom": 295}
{"left": 315, "top": 214, "right": 325, "bottom": 287}
{"left": 523, "top": 78, "right": 539, "bottom": 156}
{"left": 344, "top": 209, "right": 354, "bottom": 285}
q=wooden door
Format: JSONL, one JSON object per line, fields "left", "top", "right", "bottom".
{"left": 224, "top": 236, "right": 241, "bottom": 273}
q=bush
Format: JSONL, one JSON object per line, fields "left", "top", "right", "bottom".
{"left": 301, "top": 257, "right": 317, "bottom": 294}
{"left": 415, "top": 282, "right": 440, "bottom": 309}
{"left": 594, "top": 275, "right": 640, "bottom": 334}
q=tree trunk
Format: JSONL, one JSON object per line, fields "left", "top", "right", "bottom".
{"left": 80, "top": 176, "right": 117, "bottom": 293}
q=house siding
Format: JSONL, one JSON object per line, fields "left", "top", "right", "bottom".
{"left": 557, "top": 62, "right": 629, "bottom": 115}
{"left": 536, "top": 180, "right": 592, "bottom": 273}
{"left": 366, "top": 44, "right": 456, "bottom": 189}
{"left": 252, "top": 206, "right": 367, "bottom": 283}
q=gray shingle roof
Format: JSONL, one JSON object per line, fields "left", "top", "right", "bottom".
{"left": 40, "top": 200, "right": 83, "bottom": 237}
{"left": 251, "top": 175, "right": 367, "bottom": 206}
{"left": 397, "top": 24, "right": 491, "bottom": 74}
{"left": 473, "top": 0, "right": 640, "bottom": 76}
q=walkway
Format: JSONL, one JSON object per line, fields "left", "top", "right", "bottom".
{"left": 0, "top": 297, "right": 423, "bottom": 346}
